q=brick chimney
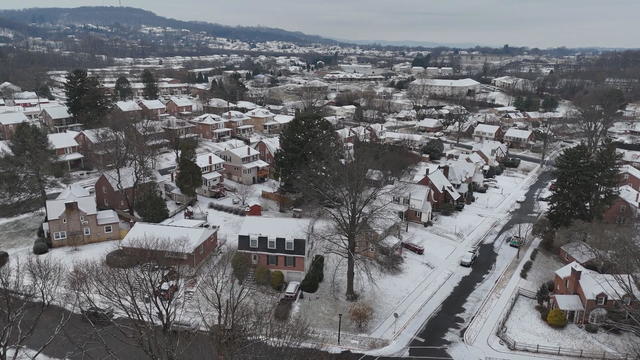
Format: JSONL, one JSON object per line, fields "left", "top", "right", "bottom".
{"left": 440, "top": 165, "right": 450, "bottom": 178}
{"left": 209, "top": 155, "right": 212, "bottom": 165}
{"left": 247, "top": 147, "right": 250, "bottom": 155}
{"left": 64, "top": 201, "right": 78, "bottom": 211}
{"left": 569, "top": 266, "right": 581, "bottom": 292}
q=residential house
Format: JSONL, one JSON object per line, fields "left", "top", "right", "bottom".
{"left": 115, "top": 101, "right": 143, "bottom": 120}
{"left": 551, "top": 262, "right": 638, "bottom": 324}
{"left": 166, "top": 97, "right": 194, "bottom": 116}
{"left": 205, "top": 98, "right": 235, "bottom": 114}
{"left": 48, "top": 132, "right": 84, "bottom": 170}
{"left": 161, "top": 117, "right": 198, "bottom": 143}
{"left": 391, "top": 183, "right": 433, "bottom": 224}
{"left": 472, "top": 141, "right": 508, "bottom": 166}
{"left": 416, "top": 118, "right": 443, "bottom": 133}
{"left": 601, "top": 185, "right": 639, "bottom": 224}
{"left": 254, "top": 138, "right": 280, "bottom": 169}
{"left": 190, "top": 113, "right": 231, "bottom": 142}
{"left": 43, "top": 184, "right": 120, "bottom": 248}
{"left": 559, "top": 241, "right": 599, "bottom": 268}
{"left": 263, "top": 114, "right": 294, "bottom": 134}
{"left": 473, "top": 124, "right": 503, "bottom": 142}
{"left": 409, "top": 78, "right": 481, "bottom": 97}
{"left": 236, "top": 217, "right": 310, "bottom": 281}
{"left": 245, "top": 108, "right": 275, "bottom": 133}
{"left": 221, "top": 146, "right": 269, "bottom": 185}
{"left": 41, "top": 106, "right": 78, "bottom": 133}
{"left": 220, "top": 111, "right": 254, "bottom": 138}
{"left": 0, "top": 112, "right": 29, "bottom": 140}
{"left": 134, "top": 120, "right": 168, "bottom": 150}
{"left": 503, "top": 128, "right": 534, "bottom": 148}
{"left": 137, "top": 99, "right": 167, "bottom": 119}
{"left": 417, "top": 167, "right": 461, "bottom": 209}
{"left": 121, "top": 221, "right": 218, "bottom": 268}
{"left": 95, "top": 167, "right": 160, "bottom": 211}
{"left": 74, "top": 128, "right": 116, "bottom": 167}
{"left": 194, "top": 152, "right": 225, "bottom": 196}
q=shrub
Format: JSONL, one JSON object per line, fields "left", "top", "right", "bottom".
{"left": 440, "top": 203, "right": 455, "bottom": 216}
{"left": 300, "top": 255, "right": 324, "bottom": 293}
{"left": 231, "top": 252, "right": 251, "bottom": 282}
{"left": 585, "top": 324, "right": 598, "bottom": 333}
{"left": 33, "top": 240, "right": 49, "bottom": 255}
{"left": 271, "top": 271, "right": 285, "bottom": 290}
{"left": 546, "top": 280, "right": 555, "bottom": 292}
{"left": 274, "top": 301, "right": 292, "bottom": 321}
{"left": 520, "top": 260, "right": 533, "bottom": 279}
{"left": 536, "top": 283, "right": 550, "bottom": 306}
{"left": 312, "top": 255, "right": 324, "bottom": 282}
{"left": 349, "top": 302, "right": 374, "bottom": 330}
{"left": 0, "top": 251, "right": 8, "bottom": 268}
{"left": 530, "top": 248, "right": 539, "bottom": 261}
{"left": 535, "top": 305, "right": 549, "bottom": 321}
{"left": 546, "top": 308, "right": 567, "bottom": 328}
{"left": 255, "top": 265, "right": 271, "bottom": 286}
{"left": 300, "top": 275, "right": 319, "bottom": 293}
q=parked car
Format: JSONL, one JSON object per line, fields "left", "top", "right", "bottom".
{"left": 82, "top": 306, "right": 114, "bottom": 324}
{"left": 402, "top": 242, "right": 424, "bottom": 255}
{"left": 284, "top": 281, "right": 300, "bottom": 300}
{"left": 434, "top": 132, "right": 444, "bottom": 137}
{"left": 516, "top": 195, "right": 526, "bottom": 203}
{"left": 509, "top": 236, "right": 524, "bottom": 248}
{"left": 460, "top": 248, "right": 478, "bottom": 267}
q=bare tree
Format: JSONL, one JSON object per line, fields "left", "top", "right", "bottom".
{"left": 0, "top": 256, "right": 72, "bottom": 360}
{"left": 301, "top": 142, "right": 413, "bottom": 300}
{"left": 234, "top": 184, "right": 252, "bottom": 206}
{"left": 69, "top": 238, "right": 196, "bottom": 360}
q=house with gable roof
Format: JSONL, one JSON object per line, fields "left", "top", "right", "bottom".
{"left": 43, "top": 184, "right": 121, "bottom": 248}
{"left": 190, "top": 113, "right": 231, "bottom": 142}
{"left": 0, "top": 112, "right": 29, "bottom": 140}
{"left": 95, "top": 167, "right": 161, "bottom": 211}
{"left": 416, "top": 166, "right": 461, "bottom": 209}
{"left": 220, "top": 145, "right": 270, "bottom": 184}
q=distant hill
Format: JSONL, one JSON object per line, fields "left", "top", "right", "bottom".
{"left": 0, "top": 6, "right": 341, "bottom": 45}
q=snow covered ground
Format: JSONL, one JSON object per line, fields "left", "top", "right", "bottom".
{"left": 505, "top": 296, "right": 636, "bottom": 355}
{"left": 0, "top": 211, "right": 44, "bottom": 254}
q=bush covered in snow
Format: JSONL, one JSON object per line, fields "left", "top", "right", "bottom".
{"left": 520, "top": 260, "right": 533, "bottom": 279}
{"left": 440, "top": 203, "right": 455, "bottom": 216}
{"left": 546, "top": 308, "right": 567, "bottom": 328}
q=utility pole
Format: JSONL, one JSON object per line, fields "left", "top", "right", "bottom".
{"left": 337, "top": 313, "right": 343, "bottom": 345}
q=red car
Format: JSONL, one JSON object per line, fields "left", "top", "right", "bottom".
{"left": 402, "top": 242, "right": 424, "bottom": 255}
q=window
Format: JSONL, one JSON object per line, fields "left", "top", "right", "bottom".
{"left": 54, "top": 231, "right": 67, "bottom": 240}
{"left": 104, "top": 199, "right": 109, "bottom": 206}
{"left": 250, "top": 236, "right": 258, "bottom": 248}
{"left": 268, "top": 237, "right": 276, "bottom": 249}
{"left": 103, "top": 186, "right": 107, "bottom": 194}
{"left": 104, "top": 225, "right": 113, "bottom": 233}
{"left": 83, "top": 227, "right": 91, "bottom": 236}
{"left": 392, "top": 196, "right": 400, "bottom": 204}
{"left": 565, "top": 279, "right": 570, "bottom": 289}
{"left": 596, "top": 296, "right": 606, "bottom": 306}
{"left": 62, "top": 218, "right": 67, "bottom": 223}
{"left": 285, "top": 239, "right": 294, "bottom": 251}
{"left": 80, "top": 215, "right": 85, "bottom": 222}
{"left": 403, "top": 198, "right": 410, "bottom": 205}
{"left": 285, "top": 256, "right": 295, "bottom": 267}
{"left": 624, "top": 296, "right": 631, "bottom": 306}
{"left": 415, "top": 211, "right": 422, "bottom": 218}
{"left": 267, "top": 255, "right": 278, "bottom": 265}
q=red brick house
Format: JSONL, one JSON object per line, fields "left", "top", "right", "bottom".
{"left": 190, "top": 113, "right": 231, "bottom": 142}
{"left": 0, "top": 112, "right": 29, "bottom": 140}
{"left": 473, "top": 124, "right": 504, "bottom": 142}
{"left": 558, "top": 241, "right": 598, "bottom": 267}
{"left": 236, "top": 217, "right": 309, "bottom": 282}
{"left": 166, "top": 97, "right": 194, "bottom": 116}
{"left": 48, "top": 132, "right": 84, "bottom": 171}
{"left": 601, "top": 185, "right": 639, "bottom": 224}
{"left": 121, "top": 221, "right": 218, "bottom": 268}
{"left": 74, "top": 128, "right": 116, "bottom": 167}
{"left": 95, "top": 167, "right": 159, "bottom": 211}
{"left": 416, "top": 167, "right": 461, "bottom": 209}
{"left": 551, "top": 262, "right": 638, "bottom": 324}
{"left": 621, "top": 165, "right": 640, "bottom": 191}
{"left": 253, "top": 138, "right": 280, "bottom": 169}
{"left": 137, "top": 99, "right": 167, "bottom": 120}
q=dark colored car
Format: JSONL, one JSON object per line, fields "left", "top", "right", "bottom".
{"left": 402, "top": 242, "right": 424, "bottom": 255}
{"left": 82, "top": 306, "right": 114, "bottom": 324}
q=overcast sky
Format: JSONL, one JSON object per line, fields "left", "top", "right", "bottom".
{"left": 3, "top": 0, "right": 639, "bottom": 48}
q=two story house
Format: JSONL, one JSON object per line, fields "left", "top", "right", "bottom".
{"left": 40, "top": 106, "right": 78, "bottom": 133}
{"left": 195, "top": 152, "right": 225, "bottom": 196}
{"left": 137, "top": 99, "right": 167, "bottom": 120}
{"left": 48, "top": 132, "right": 84, "bottom": 170}
{"left": 221, "top": 146, "right": 269, "bottom": 185}
{"left": 43, "top": 184, "right": 121, "bottom": 248}
{"left": 473, "top": 124, "right": 504, "bottom": 142}
{"left": 190, "top": 113, "right": 232, "bottom": 142}
{"left": 236, "top": 217, "right": 310, "bottom": 282}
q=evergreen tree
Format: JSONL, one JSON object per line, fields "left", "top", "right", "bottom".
{"left": 136, "top": 187, "right": 169, "bottom": 223}
{"left": 64, "top": 69, "right": 111, "bottom": 128}
{"left": 411, "top": 53, "right": 431, "bottom": 68}
{"left": 421, "top": 139, "right": 444, "bottom": 160}
{"left": 547, "top": 142, "right": 620, "bottom": 228}
{"left": 175, "top": 143, "right": 202, "bottom": 197}
{"left": 141, "top": 69, "right": 158, "bottom": 100}
{"left": 541, "top": 96, "right": 559, "bottom": 112}
{"left": 513, "top": 96, "right": 525, "bottom": 111}
{"left": 35, "top": 84, "right": 53, "bottom": 100}
{"left": 0, "top": 124, "right": 57, "bottom": 210}
{"left": 114, "top": 76, "right": 133, "bottom": 101}
{"left": 274, "top": 112, "right": 342, "bottom": 192}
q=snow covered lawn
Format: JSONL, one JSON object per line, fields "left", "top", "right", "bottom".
{"left": 0, "top": 211, "right": 45, "bottom": 254}
{"left": 505, "top": 296, "right": 637, "bottom": 355}
{"left": 9, "top": 240, "right": 120, "bottom": 267}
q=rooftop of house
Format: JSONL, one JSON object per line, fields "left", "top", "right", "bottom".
{"left": 100, "top": 167, "right": 159, "bottom": 190}
{"left": 46, "top": 184, "right": 96, "bottom": 220}
{"left": 0, "top": 111, "right": 28, "bottom": 125}
{"left": 122, "top": 222, "right": 216, "bottom": 252}
{"left": 48, "top": 132, "right": 79, "bottom": 149}
{"left": 138, "top": 99, "right": 166, "bottom": 110}
{"left": 42, "top": 106, "right": 72, "bottom": 120}
{"left": 169, "top": 97, "right": 194, "bottom": 107}
{"left": 237, "top": 216, "right": 311, "bottom": 240}
{"left": 555, "top": 261, "right": 639, "bottom": 301}
{"left": 245, "top": 108, "right": 275, "bottom": 118}
{"left": 411, "top": 78, "right": 480, "bottom": 87}
{"left": 474, "top": 123, "right": 501, "bottom": 134}
{"left": 195, "top": 152, "right": 225, "bottom": 169}
{"left": 504, "top": 128, "right": 533, "bottom": 139}
{"left": 115, "top": 100, "right": 142, "bottom": 112}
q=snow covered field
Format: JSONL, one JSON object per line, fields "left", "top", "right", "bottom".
{"left": 0, "top": 211, "right": 44, "bottom": 254}
{"left": 505, "top": 296, "right": 637, "bottom": 355}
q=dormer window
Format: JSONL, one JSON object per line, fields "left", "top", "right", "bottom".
{"left": 596, "top": 295, "right": 606, "bottom": 306}
{"left": 268, "top": 237, "right": 276, "bottom": 249}
{"left": 250, "top": 236, "right": 258, "bottom": 248}
{"left": 285, "top": 239, "right": 294, "bottom": 251}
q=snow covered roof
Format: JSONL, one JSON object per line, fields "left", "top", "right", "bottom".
{"left": 622, "top": 164, "right": 640, "bottom": 181}
{"left": 116, "top": 100, "right": 142, "bottom": 112}
{"left": 101, "top": 167, "right": 158, "bottom": 190}
{"left": 97, "top": 209, "right": 119, "bottom": 225}
{"left": 256, "top": 137, "right": 280, "bottom": 154}
{"left": 428, "top": 169, "right": 460, "bottom": 200}
{"left": 196, "top": 152, "right": 225, "bottom": 169}
{"left": 619, "top": 185, "right": 640, "bottom": 208}
{"left": 221, "top": 110, "right": 251, "bottom": 122}
{"left": 42, "top": 106, "right": 71, "bottom": 120}
{"left": 235, "top": 101, "right": 258, "bottom": 110}
{"left": 77, "top": 128, "right": 114, "bottom": 144}
{"left": 560, "top": 241, "right": 597, "bottom": 264}
{"left": 274, "top": 114, "right": 294, "bottom": 125}
{"left": 504, "top": 128, "right": 533, "bottom": 140}
{"left": 555, "top": 262, "right": 639, "bottom": 300}
{"left": 474, "top": 124, "right": 501, "bottom": 135}
{"left": 0, "top": 112, "right": 28, "bottom": 125}
{"left": 227, "top": 145, "right": 259, "bottom": 158}
{"left": 554, "top": 295, "right": 584, "bottom": 311}
{"left": 246, "top": 108, "right": 275, "bottom": 118}
{"left": 416, "top": 118, "right": 442, "bottom": 129}
{"left": 237, "top": 217, "right": 310, "bottom": 240}
{"left": 122, "top": 222, "right": 216, "bottom": 252}
{"left": 192, "top": 113, "right": 224, "bottom": 125}
{"left": 169, "top": 97, "right": 193, "bottom": 107}
{"left": 411, "top": 78, "right": 480, "bottom": 87}
{"left": 138, "top": 99, "right": 165, "bottom": 110}
{"left": 208, "top": 98, "right": 235, "bottom": 108}
{"left": 46, "top": 184, "right": 96, "bottom": 221}
{"left": 48, "top": 132, "right": 79, "bottom": 149}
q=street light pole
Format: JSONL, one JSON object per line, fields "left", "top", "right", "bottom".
{"left": 338, "top": 313, "right": 343, "bottom": 345}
